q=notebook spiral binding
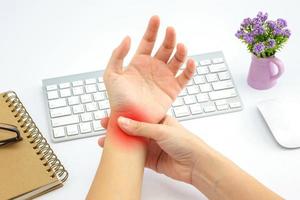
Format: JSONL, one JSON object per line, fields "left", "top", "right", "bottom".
{"left": 2, "top": 91, "right": 68, "bottom": 183}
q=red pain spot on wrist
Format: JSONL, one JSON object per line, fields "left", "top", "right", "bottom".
{"left": 107, "top": 106, "right": 151, "bottom": 149}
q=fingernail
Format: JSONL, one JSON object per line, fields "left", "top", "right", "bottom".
{"left": 118, "top": 116, "right": 131, "bottom": 130}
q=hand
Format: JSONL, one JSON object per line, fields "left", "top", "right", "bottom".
{"left": 104, "top": 15, "right": 195, "bottom": 122}
{"left": 98, "top": 116, "right": 203, "bottom": 184}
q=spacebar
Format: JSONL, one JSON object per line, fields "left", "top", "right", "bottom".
{"left": 51, "top": 115, "right": 79, "bottom": 127}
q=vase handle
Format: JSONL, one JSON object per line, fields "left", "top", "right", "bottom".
{"left": 270, "top": 57, "right": 284, "bottom": 81}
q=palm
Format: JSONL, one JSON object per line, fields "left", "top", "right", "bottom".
{"left": 106, "top": 54, "right": 183, "bottom": 122}
{"left": 104, "top": 16, "right": 195, "bottom": 123}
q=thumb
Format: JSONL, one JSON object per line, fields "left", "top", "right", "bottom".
{"left": 117, "top": 116, "right": 167, "bottom": 141}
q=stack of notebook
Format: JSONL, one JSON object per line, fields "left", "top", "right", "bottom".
{"left": 0, "top": 91, "right": 68, "bottom": 199}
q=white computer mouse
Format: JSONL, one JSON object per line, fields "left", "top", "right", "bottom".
{"left": 257, "top": 97, "right": 300, "bottom": 149}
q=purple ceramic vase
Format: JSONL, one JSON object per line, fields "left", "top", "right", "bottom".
{"left": 247, "top": 55, "right": 284, "bottom": 90}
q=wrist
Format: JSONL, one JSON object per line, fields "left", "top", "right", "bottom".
{"left": 106, "top": 107, "right": 153, "bottom": 149}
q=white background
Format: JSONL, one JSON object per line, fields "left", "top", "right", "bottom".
{"left": 1, "top": 0, "right": 300, "bottom": 199}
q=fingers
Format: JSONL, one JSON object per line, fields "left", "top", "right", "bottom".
{"left": 176, "top": 58, "right": 196, "bottom": 89}
{"left": 154, "top": 27, "right": 176, "bottom": 63}
{"left": 101, "top": 117, "right": 109, "bottom": 129}
{"left": 135, "top": 15, "right": 160, "bottom": 55}
{"left": 107, "top": 36, "right": 131, "bottom": 73}
{"left": 167, "top": 43, "right": 187, "bottom": 75}
{"left": 117, "top": 116, "right": 167, "bottom": 141}
{"left": 98, "top": 136, "right": 105, "bottom": 147}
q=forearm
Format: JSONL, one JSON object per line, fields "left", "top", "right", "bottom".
{"left": 87, "top": 110, "right": 150, "bottom": 200}
{"left": 191, "top": 140, "right": 282, "bottom": 200}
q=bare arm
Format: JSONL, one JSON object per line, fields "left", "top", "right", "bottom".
{"left": 87, "top": 16, "right": 195, "bottom": 200}
{"left": 97, "top": 115, "right": 283, "bottom": 200}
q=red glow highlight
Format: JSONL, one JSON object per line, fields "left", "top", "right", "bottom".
{"left": 107, "top": 106, "right": 152, "bottom": 149}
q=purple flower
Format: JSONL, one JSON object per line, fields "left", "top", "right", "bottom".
{"left": 253, "top": 26, "right": 265, "bottom": 35}
{"left": 243, "top": 33, "right": 254, "bottom": 44}
{"left": 273, "top": 27, "right": 282, "bottom": 36}
{"left": 253, "top": 42, "right": 265, "bottom": 54}
{"left": 252, "top": 17, "right": 262, "bottom": 26}
{"left": 235, "top": 29, "right": 245, "bottom": 39}
{"left": 257, "top": 12, "right": 268, "bottom": 22}
{"left": 282, "top": 29, "right": 291, "bottom": 37}
{"left": 241, "top": 18, "right": 252, "bottom": 28}
{"left": 277, "top": 18, "right": 287, "bottom": 28}
{"left": 267, "top": 39, "right": 276, "bottom": 48}
{"left": 266, "top": 20, "right": 276, "bottom": 29}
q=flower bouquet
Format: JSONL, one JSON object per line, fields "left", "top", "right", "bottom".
{"left": 235, "top": 12, "right": 291, "bottom": 89}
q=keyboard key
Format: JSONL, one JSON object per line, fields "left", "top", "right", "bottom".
{"left": 212, "top": 80, "right": 234, "bottom": 90}
{"left": 81, "top": 94, "right": 92, "bottom": 103}
{"left": 218, "top": 71, "right": 230, "bottom": 80}
{"left": 53, "top": 127, "right": 65, "bottom": 138}
{"left": 85, "top": 78, "right": 96, "bottom": 84}
{"left": 72, "top": 80, "right": 83, "bottom": 86}
{"left": 81, "top": 113, "right": 93, "bottom": 122}
{"left": 187, "top": 79, "right": 194, "bottom": 86}
{"left": 97, "top": 83, "right": 106, "bottom": 91}
{"left": 50, "top": 107, "right": 71, "bottom": 118}
{"left": 73, "top": 105, "right": 84, "bottom": 114}
{"left": 178, "top": 89, "right": 187, "bottom": 97}
{"left": 73, "top": 86, "right": 84, "bottom": 95}
{"left": 193, "top": 75, "right": 206, "bottom": 84}
{"left": 93, "top": 92, "right": 106, "bottom": 101}
{"left": 209, "top": 63, "right": 227, "bottom": 72}
{"left": 67, "top": 125, "right": 79, "bottom": 136}
{"left": 85, "top": 102, "right": 98, "bottom": 112}
{"left": 49, "top": 98, "right": 67, "bottom": 109}
{"left": 197, "top": 66, "right": 209, "bottom": 75}
{"left": 209, "top": 89, "right": 237, "bottom": 100}
{"left": 187, "top": 85, "right": 200, "bottom": 94}
{"left": 52, "top": 115, "right": 79, "bottom": 127}
{"left": 196, "top": 93, "right": 209, "bottom": 102}
{"left": 212, "top": 57, "right": 224, "bottom": 64}
{"left": 173, "top": 106, "right": 190, "bottom": 117}
{"left": 47, "top": 91, "right": 59, "bottom": 100}
{"left": 199, "top": 83, "right": 212, "bottom": 92}
{"left": 229, "top": 102, "right": 242, "bottom": 108}
{"left": 190, "top": 104, "right": 203, "bottom": 114}
{"left": 98, "top": 77, "right": 104, "bottom": 82}
{"left": 92, "top": 121, "right": 104, "bottom": 131}
{"left": 204, "top": 105, "right": 216, "bottom": 113}
{"left": 80, "top": 122, "right": 92, "bottom": 133}
{"left": 98, "top": 100, "right": 110, "bottom": 109}
{"left": 199, "top": 59, "right": 211, "bottom": 66}
{"left": 205, "top": 74, "right": 218, "bottom": 82}
{"left": 60, "top": 88, "right": 71, "bottom": 97}
{"left": 183, "top": 96, "right": 197, "bottom": 104}
{"left": 46, "top": 84, "right": 58, "bottom": 91}
{"left": 68, "top": 96, "right": 80, "bottom": 105}
{"left": 217, "top": 104, "right": 229, "bottom": 110}
{"left": 172, "top": 97, "right": 184, "bottom": 107}
{"left": 215, "top": 99, "right": 227, "bottom": 106}
{"left": 94, "top": 110, "right": 107, "bottom": 120}
{"left": 85, "top": 84, "right": 97, "bottom": 93}
{"left": 59, "top": 82, "right": 71, "bottom": 89}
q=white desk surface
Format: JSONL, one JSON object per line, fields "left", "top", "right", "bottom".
{"left": 1, "top": 0, "right": 300, "bottom": 199}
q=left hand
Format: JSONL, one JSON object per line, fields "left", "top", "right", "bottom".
{"left": 104, "top": 15, "right": 195, "bottom": 123}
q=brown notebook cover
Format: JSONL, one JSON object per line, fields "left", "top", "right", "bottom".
{"left": 0, "top": 91, "right": 68, "bottom": 200}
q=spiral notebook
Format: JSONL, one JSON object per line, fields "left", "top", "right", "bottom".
{"left": 0, "top": 91, "right": 68, "bottom": 200}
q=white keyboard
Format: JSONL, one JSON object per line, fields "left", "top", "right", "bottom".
{"left": 43, "top": 51, "right": 243, "bottom": 142}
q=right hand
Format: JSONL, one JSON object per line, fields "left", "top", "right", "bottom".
{"left": 98, "top": 115, "right": 203, "bottom": 184}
